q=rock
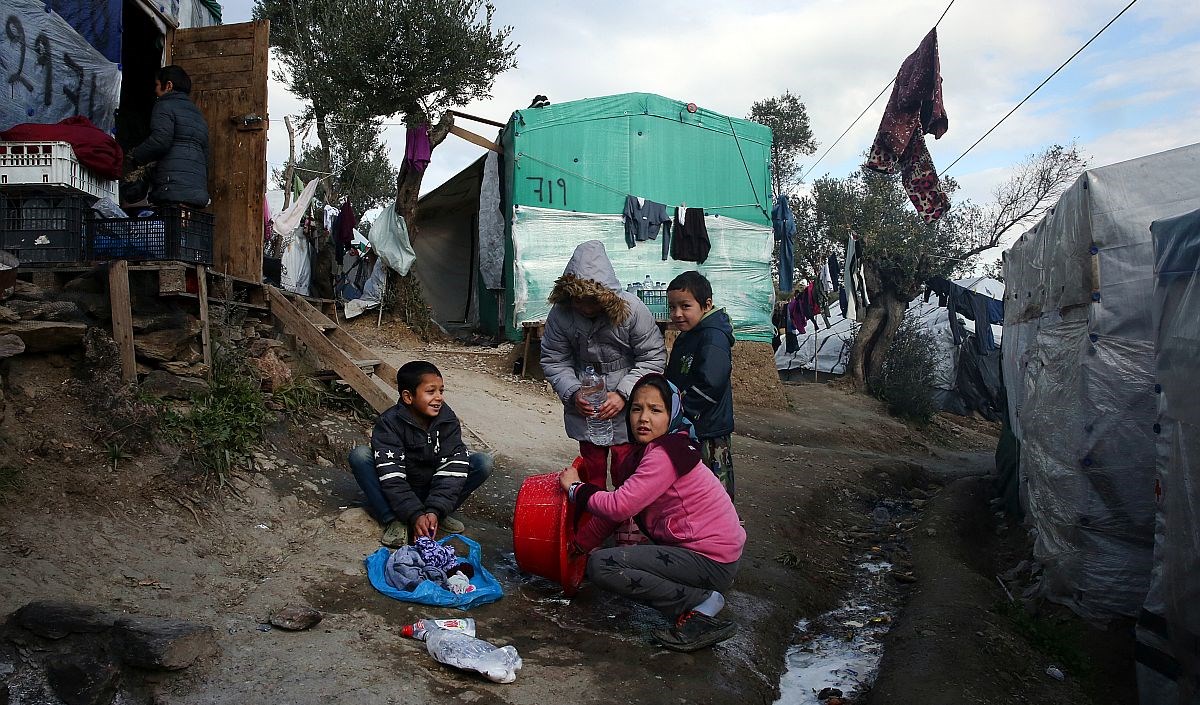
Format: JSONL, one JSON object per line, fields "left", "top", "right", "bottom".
{"left": 0, "top": 321, "right": 87, "bottom": 353}
{"left": 334, "top": 508, "right": 379, "bottom": 538}
{"left": 180, "top": 342, "right": 204, "bottom": 365}
{"left": 817, "top": 687, "right": 844, "bottom": 700}
{"left": 894, "top": 572, "right": 918, "bottom": 584}
{"left": 1046, "top": 665, "right": 1065, "bottom": 681}
{"left": 134, "top": 325, "right": 199, "bottom": 362}
{"left": 114, "top": 616, "right": 218, "bottom": 670}
{"left": 45, "top": 652, "right": 121, "bottom": 705}
{"left": 248, "top": 348, "right": 292, "bottom": 391}
{"left": 269, "top": 605, "right": 323, "bottom": 631}
{"left": 315, "top": 455, "right": 333, "bottom": 468}
{"left": 140, "top": 370, "right": 208, "bottom": 400}
{"left": 63, "top": 273, "right": 103, "bottom": 293}
{"left": 13, "top": 601, "right": 117, "bottom": 639}
{"left": 0, "top": 334, "right": 24, "bottom": 359}
{"left": 5, "top": 299, "right": 81, "bottom": 321}
{"left": 0, "top": 306, "right": 17, "bottom": 324}
{"left": 247, "top": 338, "right": 284, "bottom": 358}
{"left": 9, "top": 281, "right": 45, "bottom": 301}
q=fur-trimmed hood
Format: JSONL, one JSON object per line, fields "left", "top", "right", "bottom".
{"left": 548, "top": 240, "right": 630, "bottom": 325}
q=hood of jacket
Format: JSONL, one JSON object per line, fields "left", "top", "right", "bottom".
{"left": 695, "top": 308, "right": 735, "bottom": 346}
{"left": 548, "top": 240, "right": 630, "bottom": 325}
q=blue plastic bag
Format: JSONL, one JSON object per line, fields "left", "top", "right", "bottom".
{"left": 365, "top": 534, "right": 504, "bottom": 610}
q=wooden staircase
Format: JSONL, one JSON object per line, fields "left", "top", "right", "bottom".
{"left": 266, "top": 286, "right": 398, "bottom": 413}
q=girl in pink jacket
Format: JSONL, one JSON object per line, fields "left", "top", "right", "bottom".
{"left": 560, "top": 374, "right": 745, "bottom": 652}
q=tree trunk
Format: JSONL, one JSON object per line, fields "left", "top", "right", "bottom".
{"left": 282, "top": 115, "right": 296, "bottom": 210}
{"left": 312, "top": 106, "right": 335, "bottom": 203}
{"left": 384, "top": 112, "right": 455, "bottom": 339}
{"left": 846, "top": 285, "right": 908, "bottom": 388}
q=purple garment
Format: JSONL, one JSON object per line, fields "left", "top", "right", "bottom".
{"left": 404, "top": 124, "right": 432, "bottom": 173}
{"left": 414, "top": 536, "right": 459, "bottom": 573}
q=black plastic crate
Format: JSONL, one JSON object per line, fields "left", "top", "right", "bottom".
{"left": 87, "top": 206, "right": 213, "bottom": 264}
{"left": 0, "top": 191, "right": 91, "bottom": 265}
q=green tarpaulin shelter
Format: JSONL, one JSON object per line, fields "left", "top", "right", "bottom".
{"left": 415, "top": 92, "right": 775, "bottom": 341}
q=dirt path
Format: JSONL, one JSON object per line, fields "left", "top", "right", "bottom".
{"left": 1, "top": 336, "right": 1011, "bottom": 705}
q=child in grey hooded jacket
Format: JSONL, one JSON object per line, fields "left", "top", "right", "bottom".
{"left": 539, "top": 240, "right": 666, "bottom": 485}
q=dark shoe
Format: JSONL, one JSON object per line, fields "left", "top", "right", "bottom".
{"left": 380, "top": 520, "right": 408, "bottom": 548}
{"left": 440, "top": 514, "right": 465, "bottom": 534}
{"left": 653, "top": 611, "right": 737, "bottom": 652}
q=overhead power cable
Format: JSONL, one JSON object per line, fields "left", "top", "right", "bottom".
{"left": 942, "top": 0, "right": 1139, "bottom": 174}
{"left": 799, "top": 0, "right": 957, "bottom": 183}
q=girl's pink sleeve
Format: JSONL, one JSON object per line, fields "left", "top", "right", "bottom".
{"left": 572, "top": 445, "right": 675, "bottom": 551}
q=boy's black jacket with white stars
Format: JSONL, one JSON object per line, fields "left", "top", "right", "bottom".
{"left": 370, "top": 401, "right": 469, "bottom": 523}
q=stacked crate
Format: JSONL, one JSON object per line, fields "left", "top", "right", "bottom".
{"left": 0, "top": 141, "right": 117, "bottom": 265}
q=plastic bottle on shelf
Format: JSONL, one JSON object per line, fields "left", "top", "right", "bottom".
{"left": 579, "top": 365, "right": 613, "bottom": 446}
{"left": 643, "top": 274, "right": 653, "bottom": 289}
{"left": 401, "top": 618, "right": 477, "bottom": 640}
{"left": 424, "top": 627, "right": 523, "bottom": 684}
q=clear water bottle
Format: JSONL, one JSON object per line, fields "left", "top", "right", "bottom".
{"left": 643, "top": 274, "right": 653, "bottom": 289}
{"left": 401, "top": 618, "right": 476, "bottom": 640}
{"left": 579, "top": 365, "right": 613, "bottom": 446}
{"left": 425, "top": 627, "right": 523, "bottom": 683}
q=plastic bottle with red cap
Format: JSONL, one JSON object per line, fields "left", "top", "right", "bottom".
{"left": 401, "top": 618, "right": 476, "bottom": 641}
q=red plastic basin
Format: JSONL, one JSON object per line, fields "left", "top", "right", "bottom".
{"left": 512, "top": 458, "right": 591, "bottom": 596}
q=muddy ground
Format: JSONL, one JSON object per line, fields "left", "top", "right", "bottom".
{"left": 0, "top": 321, "right": 1136, "bottom": 704}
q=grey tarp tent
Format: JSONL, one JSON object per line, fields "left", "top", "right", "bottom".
{"left": 1002, "top": 143, "right": 1200, "bottom": 631}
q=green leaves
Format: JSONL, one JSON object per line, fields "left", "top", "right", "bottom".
{"left": 748, "top": 91, "right": 818, "bottom": 196}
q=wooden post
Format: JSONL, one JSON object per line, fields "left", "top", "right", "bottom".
{"left": 108, "top": 260, "right": 136, "bottom": 384}
{"left": 283, "top": 115, "right": 296, "bottom": 210}
{"left": 197, "top": 265, "right": 212, "bottom": 374}
{"left": 376, "top": 268, "right": 387, "bottom": 328}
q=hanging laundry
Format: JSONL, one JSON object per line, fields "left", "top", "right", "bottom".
{"left": 819, "top": 263, "right": 833, "bottom": 295}
{"left": 671, "top": 207, "right": 711, "bottom": 263}
{"left": 622, "top": 196, "right": 671, "bottom": 249}
{"left": 925, "top": 277, "right": 1003, "bottom": 354}
{"left": 842, "top": 235, "right": 871, "bottom": 322}
{"left": 828, "top": 253, "right": 842, "bottom": 292}
{"left": 771, "top": 195, "right": 797, "bottom": 293}
{"left": 404, "top": 124, "right": 433, "bottom": 173}
{"left": 864, "top": 27, "right": 950, "bottom": 224}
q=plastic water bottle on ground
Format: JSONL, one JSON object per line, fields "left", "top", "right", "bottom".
{"left": 401, "top": 618, "right": 476, "bottom": 640}
{"left": 579, "top": 365, "right": 612, "bottom": 446}
{"left": 424, "top": 627, "right": 523, "bottom": 683}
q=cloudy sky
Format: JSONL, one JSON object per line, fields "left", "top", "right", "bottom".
{"left": 223, "top": 0, "right": 1198, "bottom": 250}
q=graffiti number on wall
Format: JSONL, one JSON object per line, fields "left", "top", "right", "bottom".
{"left": 525, "top": 177, "right": 568, "bottom": 206}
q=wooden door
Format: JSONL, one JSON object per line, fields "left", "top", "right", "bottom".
{"left": 166, "top": 21, "right": 269, "bottom": 283}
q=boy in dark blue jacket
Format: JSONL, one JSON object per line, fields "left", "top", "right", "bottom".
{"left": 348, "top": 361, "right": 492, "bottom": 547}
{"left": 665, "top": 272, "right": 736, "bottom": 500}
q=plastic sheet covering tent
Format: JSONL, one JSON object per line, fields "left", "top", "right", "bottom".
{"left": 0, "top": 0, "right": 122, "bottom": 133}
{"left": 276, "top": 179, "right": 319, "bottom": 296}
{"left": 414, "top": 157, "right": 487, "bottom": 328}
{"left": 344, "top": 257, "right": 386, "bottom": 319}
{"left": 500, "top": 92, "right": 773, "bottom": 341}
{"left": 775, "top": 276, "right": 1003, "bottom": 417}
{"left": 1136, "top": 207, "right": 1200, "bottom": 705}
{"left": 1001, "top": 142, "right": 1200, "bottom": 622}
{"left": 511, "top": 206, "right": 774, "bottom": 340}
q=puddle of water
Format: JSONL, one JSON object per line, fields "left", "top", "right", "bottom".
{"left": 775, "top": 551, "right": 900, "bottom": 704}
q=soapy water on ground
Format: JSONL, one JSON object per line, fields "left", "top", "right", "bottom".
{"left": 775, "top": 555, "right": 898, "bottom": 704}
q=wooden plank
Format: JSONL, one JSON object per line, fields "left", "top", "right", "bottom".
{"left": 170, "top": 291, "right": 268, "bottom": 311}
{"left": 197, "top": 265, "right": 212, "bottom": 372}
{"left": 449, "top": 125, "right": 502, "bottom": 154}
{"left": 286, "top": 294, "right": 399, "bottom": 392}
{"left": 267, "top": 287, "right": 395, "bottom": 413}
{"left": 447, "top": 109, "right": 507, "bottom": 129}
{"left": 189, "top": 73, "right": 255, "bottom": 92}
{"left": 108, "top": 261, "right": 136, "bottom": 384}
{"left": 171, "top": 23, "right": 257, "bottom": 44}
{"left": 172, "top": 36, "right": 255, "bottom": 60}
{"left": 175, "top": 54, "right": 253, "bottom": 76}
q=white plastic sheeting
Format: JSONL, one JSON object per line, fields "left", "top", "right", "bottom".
{"left": 774, "top": 277, "right": 1003, "bottom": 402}
{"left": 510, "top": 206, "right": 774, "bottom": 340}
{"left": 369, "top": 203, "right": 416, "bottom": 277}
{"left": 1136, "top": 207, "right": 1200, "bottom": 705}
{"left": 0, "top": 0, "right": 122, "bottom": 132}
{"left": 344, "top": 257, "right": 386, "bottom": 319}
{"left": 1002, "top": 143, "right": 1200, "bottom": 623}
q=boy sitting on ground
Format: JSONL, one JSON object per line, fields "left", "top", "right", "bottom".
{"left": 348, "top": 361, "right": 492, "bottom": 547}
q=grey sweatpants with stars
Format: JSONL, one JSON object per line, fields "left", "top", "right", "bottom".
{"left": 586, "top": 545, "right": 740, "bottom": 620}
